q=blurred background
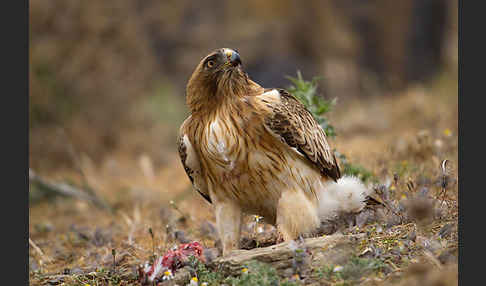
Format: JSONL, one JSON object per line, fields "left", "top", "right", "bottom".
{"left": 29, "top": 1, "right": 459, "bottom": 281}
{"left": 29, "top": 0, "right": 457, "bottom": 172}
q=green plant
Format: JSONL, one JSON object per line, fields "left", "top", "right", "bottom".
{"left": 316, "top": 257, "right": 387, "bottom": 284}
{"left": 335, "top": 151, "right": 376, "bottom": 184}
{"left": 187, "top": 256, "right": 224, "bottom": 286}
{"left": 188, "top": 257, "right": 300, "bottom": 286}
{"left": 286, "top": 71, "right": 337, "bottom": 138}
{"left": 224, "top": 261, "right": 280, "bottom": 286}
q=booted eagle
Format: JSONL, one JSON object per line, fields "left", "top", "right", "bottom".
{"left": 178, "top": 48, "right": 370, "bottom": 255}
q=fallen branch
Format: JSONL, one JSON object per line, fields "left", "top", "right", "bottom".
{"left": 211, "top": 233, "right": 365, "bottom": 277}
{"left": 29, "top": 169, "right": 112, "bottom": 212}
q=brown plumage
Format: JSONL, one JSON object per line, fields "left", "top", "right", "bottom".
{"left": 178, "top": 48, "right": 369, "bottom": 255}
{"left": 264, "top": 89, "right": 341, "bottom": 181}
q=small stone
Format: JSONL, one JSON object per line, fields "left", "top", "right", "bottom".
{"left": 333, "top": 265, "right": 343, "bottom": 272}
{"left": 434, "top": 139, "right": 444, "bottom": 149}
{"left": 47, "top": 277, "right": 64, "bottom": 285}
{"left": 203, "top": 247, "right": 220, "bottom": 263}
{"left": 408, "top": 230, "right": 417, "bottom": 242}
{"left": 29, "top": 257, "right": 39, "bottom": 272}
{"left": 438, "top": 249, "right": 457, "bottom": 265}
{"left": 356, "top": 210, "right": 371, "bottom": 228}
{"left": 438, "top": 223, "right": 454, "bottom": 239}
{"left": 175, "top": 230, "right": 190, "bottom": 243}
{"left": 71, "top": 267, "right": 84, "bottom": 274}
{"left": 419, "top": 187, "right": 429, "bottom": 197}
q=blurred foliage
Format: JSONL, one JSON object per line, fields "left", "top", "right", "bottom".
{"left": 29, "top": 0, "right": 457, "bottom": 170}
{"left": 29, "top": 62, "right": 75, "bottom": 128}
{"left": 140, "top": 82, "right": 188, "bottom": 125}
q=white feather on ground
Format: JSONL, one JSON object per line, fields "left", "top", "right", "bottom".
{"left": 317, "top": 175, "right": 371, "bottom": 221}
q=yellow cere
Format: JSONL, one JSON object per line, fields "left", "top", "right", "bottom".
{"left": 443, "top": 128, "right": 452, "bottom": 136}
{"left": 164, "top": 271, "right": 171, "bottom": 276}
{"left": 225, "top": 49, "right": 232, "bottom": 58}
{"left": 242, "top": 267, "right": 248, "bottom": 273}
{"left": 192, "top": 277, "right": 198, "bottom": 282}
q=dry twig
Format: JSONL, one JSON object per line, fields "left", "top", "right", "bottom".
{"left": 29, "top": 169, "right": 112, "bottom": 211}
{"left": 29, "top": 237, "right": 52, "bottom": 263}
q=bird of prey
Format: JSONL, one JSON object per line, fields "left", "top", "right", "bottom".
{"left": 178, "top": 48, "right": 370, "bottom": 255}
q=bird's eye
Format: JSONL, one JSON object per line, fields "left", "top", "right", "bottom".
{"left": 206, "top": 60, "right": 215, "bottom": 68}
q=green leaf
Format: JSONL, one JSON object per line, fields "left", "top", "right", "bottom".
{"left": 286, "top": 71, "right": 336, "bottom": 138}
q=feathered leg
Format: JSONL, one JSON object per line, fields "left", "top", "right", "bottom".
{"left": 276, "top": 190, "right": 320, "bottom": 241}
{"left": 214, "top": 200, "right": 242, "bottom": 256}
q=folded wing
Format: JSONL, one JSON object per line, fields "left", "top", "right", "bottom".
{"left": 262, "top": 89, "right": 341, "bottom": 181}
{"left": 178, "top": 117, "right": 211, "bottom": 203}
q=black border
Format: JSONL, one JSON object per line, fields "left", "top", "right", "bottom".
{"left": 5, "top": 0, "right": 28, "bottom": 284}
{"left": 457, "top": 0, "right": 462, "bottom": 283}
{"left": 459, "top": 0, "right": 480, "bottom": 285}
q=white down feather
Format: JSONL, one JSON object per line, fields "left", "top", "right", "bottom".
{"left": 317, "top": 175, "right": 371, "bottom": 221}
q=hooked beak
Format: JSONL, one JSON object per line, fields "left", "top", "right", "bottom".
{"left": 224, "top": 49, "right": 242, "bottom": 67}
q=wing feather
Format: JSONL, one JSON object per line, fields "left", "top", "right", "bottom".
{"left": 262, "top": 89, "right": 341, "bottom": 181}
{"left": 178, "top": 118, "right": 211, "bottom": 203}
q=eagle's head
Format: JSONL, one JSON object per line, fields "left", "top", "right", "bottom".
{"left": 186, "top": 48, "right": 262, "bottom": 113}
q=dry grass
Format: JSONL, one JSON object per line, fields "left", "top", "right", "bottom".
{"left": 29, "top": 75, "right": 458, "bottom": 285}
